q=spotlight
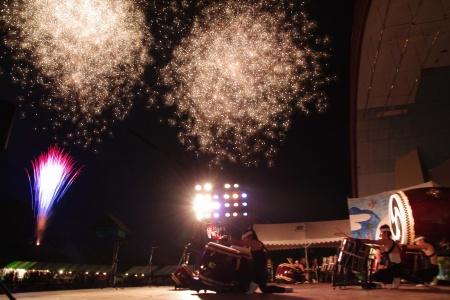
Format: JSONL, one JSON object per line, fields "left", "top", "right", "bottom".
{"left": 224, "top": 183, "right": 231, "bottom": 189}
{"left": 232, "top": 193, "right": 238, "bottom": 199}
{"left": 224, "top": 194, "right": 230, "bottom": 199}
{"left": 233, "top": 212, "right": 238, "bottom": 217}
{"left": 243, "top": 212, "right": 248, "bottom": 216}
{"left": 212, "top": 202, "right": 221, "bottom": 209}
{"left": 225, "top": 213, "right": 230, "bottom": 217}
{"left": 241, "top": 193, "right": 247, "bottom": 198}
{"left": 233, "top": 203, "right": 238, "bottom": 207}
{"left": 224, "top": 203, "right": 230, "bottom": 207}
{"left": 242, "top": 202, "right": 248, "bottom": 206}
{"left": 195, "top": 184, "right": 202, "bottom": 191}
{"left": 213, "top": 212, "right": 219, "bottom": 218}
{"left": 204, "top": 183, "right": 212, "bottom": 191}
{"left": 233, "top": 183, "right": 239, "bottom": 188}
{"left": 213, "top": 194, "right": 219, "bottom": 199}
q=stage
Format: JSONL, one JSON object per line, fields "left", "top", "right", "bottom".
{"left": 9, "top": 284, "right": 450, "bottom": 300}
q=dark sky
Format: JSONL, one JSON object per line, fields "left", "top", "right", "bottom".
{"left": 0, "top": 0, "right": 354, "bottom": 267}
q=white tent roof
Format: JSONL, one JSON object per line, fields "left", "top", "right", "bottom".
{"left": 254, "top": 219, "right": 350, "bottom": 250}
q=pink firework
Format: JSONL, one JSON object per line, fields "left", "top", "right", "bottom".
{"left": 26, "top": 146, "right": 81, "bottom": 246}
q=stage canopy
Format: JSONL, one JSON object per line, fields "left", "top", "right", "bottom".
{"left": 253, "top": 219, "right": 350, "bottom": 251}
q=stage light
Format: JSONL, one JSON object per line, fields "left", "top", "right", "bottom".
{"left": 224, "top": 194, "right": 230, "bottom": 199}
{"left": 224, "top": 203, "right": 230, "bottom": 207}
{"left": 225, "top": 212, "right": 230, "bottom": 217}
{"left": 243, "top": 212, "right": 248, "bottom": 216}
{"left": 241, "top": 193, "right": 247, "bottom": 198}
{"left": 59, "top": 270, "right": 64, "bottom": 274}
{"left": 125, "top": 273, "right": 129, "bottom": 276}
{"left": 224, "top": 183, "right": 231, "bottom": 189}
{"left": 195, "top": 184, "right": 202, "bottom": 191}
{"left": 233, "top": 212, "right": 238, "bottom": 217}
{"left": 233, "top": 203, "right": 238, "bottom": 207}
{"left": 234, "top": 184, "right": 239, "bottom": 188}
{"left": 213, "top": 194, "right": 219, "bottom": 199}
{"left": 204, "top": 183, "right": 212, "bottom": 191}
{"left": 195, "top": 212, "right": 204, "bottom": 221}
{"left": 85, "top": 272, "right": 89, "bottom": 275}
{"left": 96, "top": 272, "right": 99, "bottom": 275}
{"left": 232, "top": 193, "right": 238, "bottom": 199}
{"left": 103, "top": 272, "right": 107, "bottom": 275}
{"left": 212, "top": 201, "right": 221, "bottom": 209}
{"left": 213, "top": 212, "right": 219, "bottom": 218}
{"left": 242, "top": 202, "right": 248, "bottom": 206}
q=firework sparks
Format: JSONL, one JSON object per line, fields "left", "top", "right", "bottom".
{"left": 1, "top": 0, "right": 152, "bottom": 147}
{"left": 26, "top": 146, "right": 81, "bottom": 246}
{"left": 161, "top": 0, "right": 332, "bottom": 166}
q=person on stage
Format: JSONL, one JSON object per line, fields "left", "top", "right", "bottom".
{"left": 230, "top": 228, "right": 293, "bottom": 294}
{"left": 406, "top": 236, "right": 439, "bottom": 285}
{"left": 360, "top": 224, "right": 402, "bottom": 288}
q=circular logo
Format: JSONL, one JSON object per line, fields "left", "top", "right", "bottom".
{"left": 388, "top": 192, "right": 413, "bottom": 244}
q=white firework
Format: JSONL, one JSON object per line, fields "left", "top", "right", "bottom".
{"left": 161, "top": 0, "right": 331, "bottom": 166}
{"left": 1, "top": 0, "right": 152, "bottom": 147}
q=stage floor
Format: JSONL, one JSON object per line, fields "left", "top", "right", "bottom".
{"left": 11, "top": 283, "right": 450, "bottom": 300}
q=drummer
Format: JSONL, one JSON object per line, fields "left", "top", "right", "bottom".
{"left": 406, "top": 236, "right": 439, "bottom": 285}
{"left": 360, "top": 224, "right": 402, "bottom": 288}
{"left": 231, "top": 228, "right": 293, "bottom": 294}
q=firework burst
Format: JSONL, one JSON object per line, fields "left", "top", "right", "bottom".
{"left": 161, "top": 0, "right": 332, "bottom": 166}
{"left": 26, "top": 146, "right": 81, "bottom": 246}
{"left": 1, "top": 0, "right": 152, "bottom": 148}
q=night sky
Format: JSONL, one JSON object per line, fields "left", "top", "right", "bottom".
{"left": 0, "top": 0, "right": 354, "bottom": 267}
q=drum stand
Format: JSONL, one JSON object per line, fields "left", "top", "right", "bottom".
{"left": 332, "top": 241, "right": 378, "bottom": 289}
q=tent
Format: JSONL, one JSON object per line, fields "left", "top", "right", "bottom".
{"left": 253, "top": 219, "right": 350, "bottom": 269}
{"left": 254, "top": 219, "right": 350, "bottom": 250}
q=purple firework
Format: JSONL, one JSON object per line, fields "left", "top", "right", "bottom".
{"left": 26, "top": 146, "right": 81, "bottom": 246}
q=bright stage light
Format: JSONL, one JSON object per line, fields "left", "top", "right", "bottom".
{"left": 225, "top": 213, "right": 230, "bottom": 217}
{"left": 243, "top": 212, "right": 248, "bottom": 216}
{"left": 224, "top": 194, "right": 230, "bottom": 199}
{"left": 233, "top": 184, "right": 239, "bottom": 188}
{"left": 232, "top": 193, "right": 238, "bottom": 199}
{"left": 224, "top": 183, "right": 231, "bottom": 189}
{"left": 204, "top": 183, "right": 212, "bottom": 191}
{"left": 241, "top": 193, "right": 247, "bottom": 198}
{"left": 195, "top": 184, "right": 202, "bottom": 191}
{"left": 242, "top": 202, "right": 248, "bottom": 206}
{"left": 213, "top": 212, "right": 219, "bottom": 218}
{"left": 213, "top": 194, "right": 219, "bottom": 199}
{"left": 212, "top": 201, "right": 221, "bottom": 209}
{"left": 233, "top": 203, "right": 238, "bottom": 207}
{"left": 224, "top": 203, "right": 230, "bottom": 207}
{"left": 233, "top": 212, "right": 238, "bottom": 217}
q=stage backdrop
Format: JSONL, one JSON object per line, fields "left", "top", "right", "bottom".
{"left": 347, "top": 181, "right": 441, "bottom": 243}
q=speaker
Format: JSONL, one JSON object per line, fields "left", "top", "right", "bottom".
{"left": 0, "top": 101, "right": 15, "bottom": 150}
